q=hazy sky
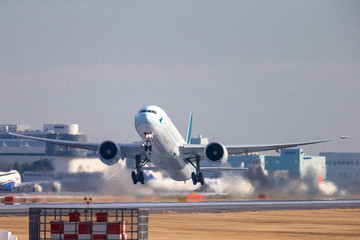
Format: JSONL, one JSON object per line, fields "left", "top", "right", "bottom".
{"left": 1, "top": 1, "right": 359, "bottom": 155}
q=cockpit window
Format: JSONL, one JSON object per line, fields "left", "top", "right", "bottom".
{"left": 139, "top": 110, "right": 157, "bottom": 114}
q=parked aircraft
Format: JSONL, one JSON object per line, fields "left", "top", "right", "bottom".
{"left": 0, "top": 170, "right": 21, "bottom": 191}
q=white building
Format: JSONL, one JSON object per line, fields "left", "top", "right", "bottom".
{"left": 321, "top": 152, "right": 360, "bottom": 192}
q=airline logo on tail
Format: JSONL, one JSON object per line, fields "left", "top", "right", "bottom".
{"left": 186, "top": 112, "right": 193, "bottom": 144}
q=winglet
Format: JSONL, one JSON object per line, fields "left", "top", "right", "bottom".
{"left": 340, "top": 136, "right": 350, "bottom": 139}
{"left": 186, "top": 112, "right": 193, "bottom": 144}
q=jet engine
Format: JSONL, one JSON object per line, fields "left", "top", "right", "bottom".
{"left": 98, "top": 141, "right": 121, "bottom": 166}
{"left": 204, "top": 142, "right": 228, "bottom": 166}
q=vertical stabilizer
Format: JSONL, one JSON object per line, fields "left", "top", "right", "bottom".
{"left": 186, "top": 112, "right": 193, "bottom": 144}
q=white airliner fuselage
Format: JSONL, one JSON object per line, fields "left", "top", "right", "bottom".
{"left": 135, "top": 106, "right": 194, "bottom": 181}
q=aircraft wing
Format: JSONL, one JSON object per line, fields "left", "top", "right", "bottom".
{"left": 8, "top": 132, "right": 144, "bottom": 159}
{"left": 180, "top": 136, "right": 349, "bottom": 158}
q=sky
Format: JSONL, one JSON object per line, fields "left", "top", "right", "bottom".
{"left": 1, "top": 1, "right": 359, "bottom": 155}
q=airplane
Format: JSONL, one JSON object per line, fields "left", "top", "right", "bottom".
{"left": 0, "top": 170, "right": 21, "bottom": 191}
{"left": 9, "top": 105, "right": 349, "bottom": 186}
{"left": 0, "top": 170, "right": 61, "bottom": 192}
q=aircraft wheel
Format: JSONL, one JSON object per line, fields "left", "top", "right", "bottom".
{"left": 131, "top": 171, "right": 138, "bottom": 184}
{"left": 139, "top": 171, "right": 145, "bottom": 184}
{"left": 199, "top": 172, "right": 204, "bottom": 185}
{"left": 191, "top": 172, "right": 197, "bottom": 185}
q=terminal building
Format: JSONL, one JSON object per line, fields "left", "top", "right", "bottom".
{"left": 265, "top": 149, "right": 326, "bottom": 181}
{"left": 0, "top": 124, "right": 87, "bottom": 163}
{"left": 0, "top": 124, "right": 109, "bottom": 174}
{"left": 320, "top": 152, "right": 360, "bottom": 192}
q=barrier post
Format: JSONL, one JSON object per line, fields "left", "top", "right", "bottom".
{"left": 138, "top": 209, "right": 148, "bottom": 240}
{"left": 29, "top": 208, "right": 41, "bottom": 240}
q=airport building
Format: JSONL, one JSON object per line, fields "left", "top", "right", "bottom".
{"left": 320, "top": 152, "right": 360, "bottom": 191}
{"left": 190, "top": 134, "right": 209, "bottom": 145}
{"left": 265, "top": 149, "right": 326, "bottom": 181}
{"left": 0, "top": 124, "right": 88, "bottom": 163}
{"left": 0, "top": 124, "right": 110, "bottom": 175}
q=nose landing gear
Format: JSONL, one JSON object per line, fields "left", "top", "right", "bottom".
{"left": 144, "top": 132, "right": 153, "bottom": 152}
{"left": 132, "top": 133, "right": 153, "bottom": 185}
{"left": 144, "top": 141, "right": 152, "bottom": 152}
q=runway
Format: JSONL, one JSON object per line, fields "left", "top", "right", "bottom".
{"left": 1, "top": 199, "right": 359, "bottom": 215}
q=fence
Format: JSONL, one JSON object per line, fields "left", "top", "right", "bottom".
{"left": 29, "top": 208, "right": 148, "bottom": 240}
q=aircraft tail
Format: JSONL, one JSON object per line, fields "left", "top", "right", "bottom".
{"left": 186, "top": 112, "right": 193, "bottom": 144}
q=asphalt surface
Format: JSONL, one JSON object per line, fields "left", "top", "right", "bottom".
{"left": 0, "top": 199, "right": 359, "bottom": 215}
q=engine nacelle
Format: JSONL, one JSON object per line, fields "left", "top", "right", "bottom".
{"left": 98, "top": 141, "right": 121, "bottom": 166}
{"left": 204, "top": 142, "right": 228, "bottom": 167}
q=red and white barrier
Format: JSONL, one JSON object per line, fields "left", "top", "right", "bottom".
{"left": 93, "top": 212, "right": 107, "bottom": 239}
{"left": 93, "top": 222, "right": 106, "bottom": 239}
{"left": 50, "top": 221, "right": 64, "bottom": 240}
{"left": 96, "top": 213, "right": 107, "bottom": 222}
{"left": 4, "top": 196, "right": 14, "bottom": 205}
{"left": 64, "top": 212, "right": 80, "bottom": 240}
{"left": 78, "top": 222, "right": 92, "bottom": 240}
{"left": 69, "top": 212, "right": 81, "bottom": 222}
{"left": 51, "top": 212, "right": 127, "bottom": 240}
{"left": 122, "top": 221, "right": 128, "bottom": 240}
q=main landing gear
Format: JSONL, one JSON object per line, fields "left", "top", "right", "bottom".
{"left": 132, "top": 155, "right": 150, "bottom": 185}
{"left": 132, "top": 170, "right": 144, "bottom": 185}
{"left": 188, "top": 157, "right": 204, "bottom": 185}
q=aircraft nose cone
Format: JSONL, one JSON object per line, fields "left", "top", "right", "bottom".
{"left": 135, "top": 113, "right": 151, "bottom": 127}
